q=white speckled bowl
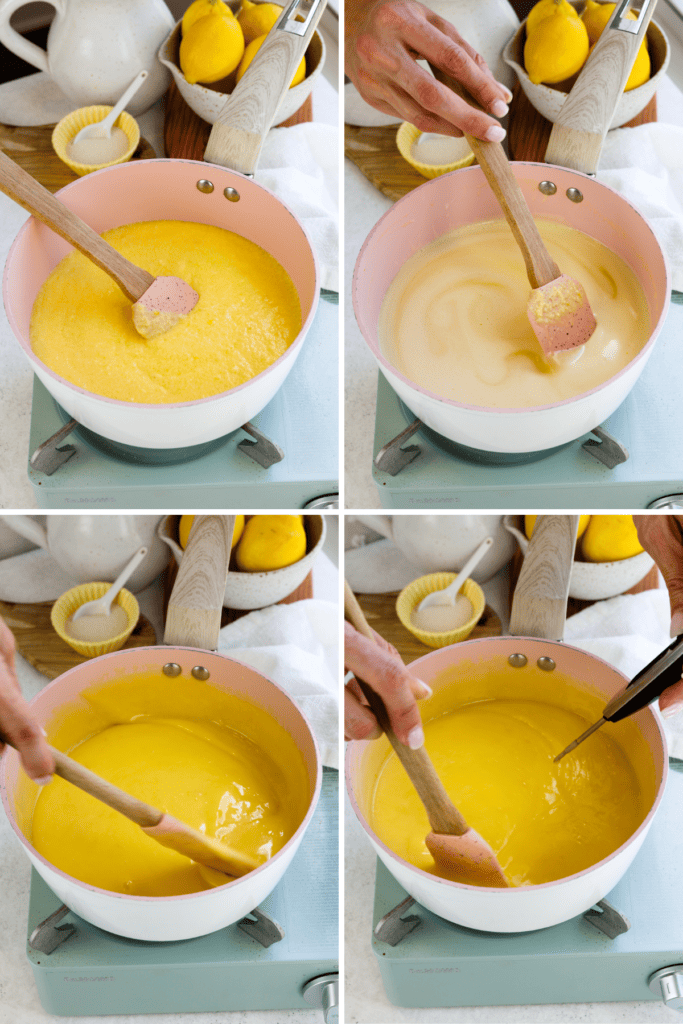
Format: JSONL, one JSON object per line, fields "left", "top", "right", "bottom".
{"left": 158, "top": 14, "right": 325, "bottom": 127}
{"left": 503, "top": 8, "right": 669, "bottom": 130}
{"left": 504, "top": 517, "right": 654, "bottom": 602}
{"left": 159, "top": 515, "right": 325, "bottom": 610}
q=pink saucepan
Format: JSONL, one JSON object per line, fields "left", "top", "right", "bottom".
{"left": 1, "top": 516, "right": 321, "bottom": 941}
{"left": 2, "top": 0, "right": 325, "bottom": 450}
{"left": 346, "top": 516, "right": 668, "bottom": 932}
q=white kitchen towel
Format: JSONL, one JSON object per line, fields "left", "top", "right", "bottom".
{"left": 218, "top": 599, "right": 339, "bottom": 769}
{"left": 255, "top": 123, "right": 339, "bottom": 292}
{"left": 597, "top": 123, "right": 683, "bottom": 292}
{"left": 564, "top": 587, "right": 683, "bottom": 759}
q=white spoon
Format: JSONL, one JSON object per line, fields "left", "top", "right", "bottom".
{"left": 72, "top": 70, "right": 148, "bottom": 143}
{"left": 416, "top": 536, "right": 494, "bottom": 612}
{"left": 71, "top": 546, "right": 148, "bottom": 621}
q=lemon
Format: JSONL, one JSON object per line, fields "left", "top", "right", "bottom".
{"left": 178, "top": 514, "right": 244, "bottom": 550}
{"left": 524, "top": 8, "right": 590, "bottom": 84}
{"left": 180, "top": 10, "right": 245, "bottom": 85}
{"left": 625, "top": 39, "right": 650, "bottom": 90}
{"left": 235, "top": 515, "right": 306, "bottom": 572}
{"left": 581, "top": 0, "right": 636, "bottom": 45}
{"left": 525, "top": 515, "right": 590, "bottom": 541}
{"left": 182, "top": 0, "right": 232, "bottom": 36}
{"left": 527, "top": 0, "right": 578, "bottom": 37}
{"left": 238, "top": 0, "right": 283, "bottom": 44}
{"left": 581, "top": 515, "right": 644, "bottom": 562}
{"left": 236, "top": 32, "right": 306, "bottom": 86}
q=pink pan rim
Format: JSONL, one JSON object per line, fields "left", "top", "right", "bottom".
{"left": 353, "top": 162, "right": 671, "bottom": 416}
{"left": 3, "top": 158, "right": 321, "bottom": 412}
{"left": 0, "top": 645, "right": 322, "bottom": 904}
{"left": 345, "top": 635, "right": 668, "bottom": 895}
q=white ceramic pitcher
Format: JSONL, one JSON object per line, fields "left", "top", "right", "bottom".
{"left": 0, "top": 0, "right": 174, "bottom": 114}
{"left": 355, "top": 515, "right": 516, "bottom": 583}
{"left": 2, "top": 515, "right": 169, "bottom": 592}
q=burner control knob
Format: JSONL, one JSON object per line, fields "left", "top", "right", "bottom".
{"left": 303, "top": 973, "right": 339, "bottom": 1023}
{"left": 648, "top": 496, "right": 683, "bottom": 509}
{"left": 304, "top": 495, "right": 339, "bottom": 509}
{"left": 649, "top": 966, "right": 683, "bottom": 1010}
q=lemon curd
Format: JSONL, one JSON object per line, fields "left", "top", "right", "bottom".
{"left": 378, "top": 219, "right": 650, "bottom": 409}
{"left": 370, "top": 699, "right": 648, "bottom": 887}
{"left": 30, "top": 220, "right": 301, "bottom": 404}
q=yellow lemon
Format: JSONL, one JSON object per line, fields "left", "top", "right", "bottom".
{"left": 182, "top": 0, "right": 232, "bottom": 35}
{"left": 526, "top": 0, "right": 578, "bottom": 36}
{"left": 625, "top": 39, "right": 650, "bottom": 90}
{"left": 238, "top": 0, "right": 283, "bottom": 44}
{"left": 235, "top": 515, "right": 306, "bottom": 572}
{"left": 236, "top": 32, "right": 306, "bottom": 87}
{"left": 180, "top": 11, "right": 245, "bottom": 85}
{"left": 582, "top": 515, "right": 644, "bottom": 563}
{"left": 581, "top": 0, "right": 636, "bottom": 44}
{"left": 525, "top": 515, "right": 590, "bottom": 541}
{"left": 178, "top": 514, "right": 244, "bottom": 550}
{"left": 524, "top": 8, "right": 590, "bottom": 84}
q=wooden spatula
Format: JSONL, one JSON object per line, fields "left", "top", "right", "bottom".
{"left": 344, "top": 581, "right": 509, "bottom": 888}
{"left": 0, "top": 149, "right": 198, "bottom": 339}
{"left": 428, "top": 67, "right": 596, "bottom": 357}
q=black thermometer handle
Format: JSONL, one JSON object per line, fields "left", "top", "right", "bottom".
{"left": 604, "top": 634, "right": 683, "bottom": 723}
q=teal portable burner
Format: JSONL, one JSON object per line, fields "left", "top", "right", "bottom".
{"left": 27, "top": 768, "right": 338, "bottom": 1019}
{"left": 371, "top": 767, "right": 683, "bottom": 1012}
{"left": 26, "top": 295, "right": 338, "bottom": 510}
{"left": 372, "top": 294, "right": 683, "bottom": 510}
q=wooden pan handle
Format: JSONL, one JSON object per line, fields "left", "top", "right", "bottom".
{"left": 344, "top": 581, "right": 468, "bottom": 836}
{"left": 163, "top": 514, "right": 234, "bottom": 650}
{"left": 428, "top": 65, "right": 560, "bottom": 289}
{"left": 508, "top": 515, "right": 579, "bottom": 640}
{"left": 204, "top": 0, "right": 326, "bottom": 175}
{"left": 0, "top": 149, "right": 154, "bottom": 301}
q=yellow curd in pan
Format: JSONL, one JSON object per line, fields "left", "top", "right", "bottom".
{"left": 30, "top": 220, "right": 301, "bottom": 404}
{"left": 378, "top": 219, "right": 650, "bottom": 408}
{"left": 370, "top": 699, "right": 648, "bottom": 887}
{"left": 31, "top": 713, "right": 304, "bottom": 897}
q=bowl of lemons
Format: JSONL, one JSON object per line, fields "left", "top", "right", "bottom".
{"left": 159, "top": 0, "right": 326, "bottom": 127}
{"left": 159, "top": 514, "right": 326, "bottom": 610}
{"left": 503, "top": 0, "right": 669, "bottom": 130}
{"left": 504, "top": 514, "right": 654, "bottom": 602}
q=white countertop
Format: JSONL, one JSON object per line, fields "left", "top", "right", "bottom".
{"left": 344, "top": 73, "right": 683, "bottom": 510}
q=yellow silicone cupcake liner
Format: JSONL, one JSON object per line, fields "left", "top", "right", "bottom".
{"left": 396, "top": 122, "right": 475, "bottom": 179}
{"left": 396, "top": 573, "right": 485, "bottom": 649}
{"left": 52, "top": 106, "right": 140, "bottom": 177}
{"left": 51, "top": 583, "right": 139, "bottom": 659}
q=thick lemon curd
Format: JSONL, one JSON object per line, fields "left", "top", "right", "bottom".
{"left": 378, "top": 219, "right": 650, "bottom": 408}
{"left": 30, "top": 220, "right": 302, "bottom": 403}
{"left": 370, "top": 699, "right": 648, "bottom": 887}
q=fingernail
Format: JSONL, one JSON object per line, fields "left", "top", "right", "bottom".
{"left": 485, "top": 125, "right": 506, "bottom": 143}
{"left": 407, "top": 726, "right": 425, "bottom": 750}
{"left": 662, "top": 702, "right": 683, "bottom": 719}
{"left": 33, "top": 775, "right": 53, "bottom": 786}
{"left": 415, "top": 680, "right": 433, "bottom": 699}
{"left": 499, "top": 84, "right": 513, "bottom": 102}
{"left": 40, "top": 727, "right": 47, "bottom": 737}
{"left": 491, "top": 99, "right": 508, "bottom": 118}
{"left": 670, "top": 611, "right": 683, "bottom": 638}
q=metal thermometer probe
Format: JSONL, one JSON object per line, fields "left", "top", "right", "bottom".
{"left": 554, "top": 634, "right": 683, "bottom": 762}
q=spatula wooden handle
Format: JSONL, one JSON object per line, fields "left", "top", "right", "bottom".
{"left": 428, "top": 65, "right": 560, "bottom": 289}
{"left": 0, "top": 148, "right": 154, "bottom": 301}
{"left": 344, "top": 581, "right": 468, "bottom": 836}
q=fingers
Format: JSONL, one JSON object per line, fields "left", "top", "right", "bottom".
{"left": 0, "top": 673, "right": 54, "bottom": 783}
{"left": 660, "top": 677, "right": 683, "bottom": 718}
{"left": 633, "top": 515, "right": 683, "bottom": 636}
{"left": 345, "top": 684, "right": 382, "bottom": 741}
{"left": 388, "top": 62, "right": 505, "bottom": 140}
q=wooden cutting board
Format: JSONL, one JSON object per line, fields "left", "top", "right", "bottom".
{"left": 354, "top": 591, "right": 502, "bottom": 665}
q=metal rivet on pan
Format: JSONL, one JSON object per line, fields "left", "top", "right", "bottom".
{"left": 192, "top": 666, "right": 210, "bottom": 680}
{"left": 163, "top": 663, "right": 182, "bottom": 677}
{"left": 508, "top": 653, "right": 528, "bottom": 668}
{"left": 196, "top": 179, "right": 214, "bottom": 193}
{"left": 537, "top": 657, "right": 556, "bottom": 671}
{"left": 538, "top": 181, "right": 557, "bottom": 195}
{"left": 566, "top": 187, "right": 584, "bottom": 203}
{"left": 224, "top": 187, "right": 240, "bottom": 202}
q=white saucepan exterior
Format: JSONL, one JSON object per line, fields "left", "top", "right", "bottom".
{"left": 346, "top": 636, "right": 667, "bottom": 933}
{"left": 1, "top": 645, "right": 321, "bottom": 941}
{"left": 353, "top": 163, "right": 670, "bottom": 454}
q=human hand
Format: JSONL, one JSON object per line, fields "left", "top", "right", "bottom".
{"left": 345, "top": 0, "right": 510, "bottom": 141}
{"left": 0, "top": 616, "right": 54, "bottom": 782}
{"left": 633, "top": 514, "right": 683, "bottom": 716}
{"left": 344, "top": 621, "right": 432, "bottom": 748}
